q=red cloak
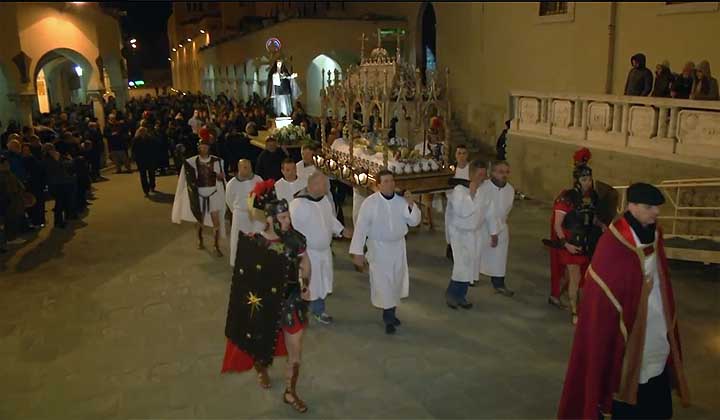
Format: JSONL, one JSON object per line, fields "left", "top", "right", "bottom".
{"left": 549, "top": 190, "right": 590, "bottom": 298}
{"left": 557, "top": 216, "right": 689, "bottom": 419}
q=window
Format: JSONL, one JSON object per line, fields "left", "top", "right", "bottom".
{"left": 536, "top": 1, "right": 575, "bottom": 23}
{"left": 539, "top": 1, "right": 568, "bottom": 16}
{"left": 659, "top": 1, "right": 719, "bottom": 14}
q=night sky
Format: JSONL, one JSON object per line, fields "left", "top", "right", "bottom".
{"left": 103, "top": 1, "right": 172, "bottom": 77}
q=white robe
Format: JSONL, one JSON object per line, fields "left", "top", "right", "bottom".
{"left": 225, "top": 174, "right": 265, "bottom": 266}
{"left": 444, "top": 165, "right": 471, "bottom": 244}
{"left": 350, "top": 192, "right": 421, "bottom": 309}
{"left": 290, "top": 195, "right": 344, "bottom": 301}
{"left": 171, "top": 156, "right": 227, "bottom": 238}
{"left": 447, "top": 184, "right": 486, "bottom": 283}
{"left": 296, "top": 161, "right": 336, "bottom": 214}
{"left": 478, "top": 179, "right": 515, "bottom": 277}
{"left": 275, "top": 177, "right": 307, "bottom": 204}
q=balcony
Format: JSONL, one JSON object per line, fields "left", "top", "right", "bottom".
{"left": 509, "top": 90, "right": 720, "bottom": 166}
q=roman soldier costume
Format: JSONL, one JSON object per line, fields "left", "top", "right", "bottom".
{"left": 171, "top": 133, "right": 227, "bottom": 257}
{"left": 222, "top": 179, "right": 309, "bottom": 413}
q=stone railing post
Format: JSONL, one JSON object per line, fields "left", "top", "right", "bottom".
{"left": 667, "top": 107, "right": 679, "bottom": 141}
{"left": 657, "top": 107, "right": 669, "bottom": 138}
{"left": 573, "top": 99, "right": 582, "bottom": 128}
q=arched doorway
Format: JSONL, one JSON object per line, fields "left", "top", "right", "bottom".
{"left": 34, "top": 48, "right": 94, "bottom": 114}
{"left": 417, "top": 2, "right": 437, "bottom": 81}
{"left": 306, "top": 54, "right": 342, "bottom": 117}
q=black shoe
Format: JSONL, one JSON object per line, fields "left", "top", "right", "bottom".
{"left": 446, "top": 300, "right": 459, "bottom": 310}
{"left": 392, "top": 317, "right": 401, "bottom": 327}
{"left": 459, "top": 301, "right": 473, "bottom": 309}
{"left": 495, "top": 287, "right": 515, "bottom": 297}
{"left": 385, "top": 324, "right": 396, "bottom": 335}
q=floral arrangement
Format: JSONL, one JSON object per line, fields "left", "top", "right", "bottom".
{"left": 270, "top": 124, "right": 312, "bottom": 146}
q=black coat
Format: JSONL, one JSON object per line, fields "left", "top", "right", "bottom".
{"left": 255, "top": 148, "right": 287, "bottom": 181}
{"left": 132, "top": 136, "right": 157, "bottom": 167}
{"left": 624, "top": 54, "right": 653, "bottom": 96}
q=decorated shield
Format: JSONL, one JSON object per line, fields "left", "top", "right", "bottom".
{"left": 224, "top": 234, "right": 289, "bottom": 367}
{"left": 595, "top": 180, "right": 619, "bottom": 225}
{"left": 182, "top": 159, "right": 203, "bottom": 222}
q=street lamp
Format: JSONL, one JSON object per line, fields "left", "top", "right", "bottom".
{"left": 186, "top": 38, "right": 192, "bottom": 42}
{"left": 129, "top": 38, "right": 137, "bottom": 44}
{"left": 172, "top": 48, "right": 176, "bottom": 52}
{"left": 200, "top": 29, "right": 206, "bottom": 34}
{"left": 131, "top": 44, "right": 137, "bottom": 49}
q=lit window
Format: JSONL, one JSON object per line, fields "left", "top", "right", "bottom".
{"left": 74, "top": 66, "right": 83, "bottom": 77}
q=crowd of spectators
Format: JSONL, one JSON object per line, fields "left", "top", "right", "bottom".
{"left": 0, "top": 91, "right": 333, "bottom": 253}
{"left": 624, "top": 53, "right": 719, "bottom": 100}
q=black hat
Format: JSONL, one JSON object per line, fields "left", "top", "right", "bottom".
{"left": 627, "top": 182, "right": 665, "bottom": 206}
{"left": 264, "top": 198, "right": 289, "bottom": 217}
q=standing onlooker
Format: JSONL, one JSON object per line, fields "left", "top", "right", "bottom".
{"left": 21, "top": 143, "right": 46, "bottom": 228}
{"left": 188, "top": 109, "right": 203, "bottom": 134}
{"left": 670, "top": 62, "right": 696, "bottom": 99}
{"left": 106, "top": 116, "right": 131, "bottom": 173}
{"left": 84, "top": 120, "right": 104, "bottom": 180}
{"left": 254, "top": 136, "right": 287, "bottom": 181}
{"left": 624, "top": 53, "right": 654, "bottom": 96}
{"left": 690, "top": 60, "right": 719, "bottom": 101}
{"left": 44, "top": 146, "right": 76, "bottom": 229}
{"left": 0, "top": 154, "right": 27, "bottom": 249}
{"left": 651, "top": 60, "right": 674, "bottom": 98}
{"left": 131, "top": 127, "right": 157, "bottom": 197}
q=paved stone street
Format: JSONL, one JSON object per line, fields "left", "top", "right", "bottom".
{"left": 1, "top": 170, "right": 718, "bottom": 419}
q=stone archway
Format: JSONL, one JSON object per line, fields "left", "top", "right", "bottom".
{"left": 306, "top": 54, "right": 343, "bottom": 117}
{"left": 33, "top": 48, "right": 95, "bottom": 112}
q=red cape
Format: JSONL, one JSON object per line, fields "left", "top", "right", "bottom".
{"left": 557, "top": 216, "right": 689, "bottom": 419}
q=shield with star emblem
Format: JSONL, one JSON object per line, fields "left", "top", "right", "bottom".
{"left": 224, "top": 233, "right": 291, "bottom": 366}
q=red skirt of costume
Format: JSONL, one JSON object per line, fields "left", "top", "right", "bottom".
{"left": 549, "top": 195, "right": 589, "bottom": 298}
{"left": 221, "top": 310, "right": 306, "bottom": 373}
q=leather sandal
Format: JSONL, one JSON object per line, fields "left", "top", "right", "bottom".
{"left": 254, "top": 364, "right": 271, "bottom": 389}
{"left": 283, "top": 389, "right": 308, "bottom": 413}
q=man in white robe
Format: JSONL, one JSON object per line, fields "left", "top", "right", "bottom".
{"left": 444, "top": 145, "right": 471, "bottom": 264}
{"left": 225, "top": 159, "right": 264, "bottom": 266}
{"left": 445, "top": 160, "right": 488, "bottom": 309}
{"left": 350, "top": 170, "right": 421, "bottom": 335}
{"left": 478, "top": 160, "right": 515, "bottom": 297}
{"left": 275, "top": 158, "right": 307, "bottom": 203}
{"left": 290, "top": 171, "right": 352, "bottom": 325}
{"left": 296, "top": 144, "right": 336, "bottom": 214}
{"left": 171, "top": 140, "right": 227, "bottom": 257}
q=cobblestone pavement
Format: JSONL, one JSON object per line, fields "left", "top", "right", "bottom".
{"left": 1, "top": 171, "right": 718, "bottom": 419}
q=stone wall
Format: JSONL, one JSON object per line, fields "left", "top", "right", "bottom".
{"left": 506, "top": 133, "right": 720, "bottom": 202}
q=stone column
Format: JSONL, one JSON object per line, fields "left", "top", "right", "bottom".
{"left": 667, "top": 107, "right": 679, "bottom": 140}
{"left": 8, "top": 93, "right": 37, "bottom": 128}
{"left": 657, "top": 107, "right": 669, "bottom": 138}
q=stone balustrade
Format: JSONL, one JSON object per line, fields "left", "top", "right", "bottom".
{"left": 509, "top": 90, "right": 720, "bottom": 164}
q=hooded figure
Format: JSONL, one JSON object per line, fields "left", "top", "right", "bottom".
{"left": 624, "top": 53, "right": 654, "bottom": 96}
{"left": 690, "top": 60, "right": 719, "bottom": 101}
{"left": 651, "top": 60, "right": 674, "bottom": 98}
{"left": 670, "top": 61, "right": 695, "bottom": 99}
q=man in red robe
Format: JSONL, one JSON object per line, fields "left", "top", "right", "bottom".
{"left": 558, "top": 183, "right": 689, "bottom": 419}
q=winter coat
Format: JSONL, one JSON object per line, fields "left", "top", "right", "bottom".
{"left": 624, "top": 53, "right": 654, "bottom": 96}
{"left": 690, "top": 60, "right": 719, "bottom": 101}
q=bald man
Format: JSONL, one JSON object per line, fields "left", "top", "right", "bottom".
{"left": 225, "top": 159, "right": 264, "bottom": 266}
{"left": 290, "top": 171, "right": 352, "bottom": 324}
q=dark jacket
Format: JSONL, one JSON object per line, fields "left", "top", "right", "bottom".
{"left": 690, "top": 60, "right": 720, "bottom": 101}
{"left": 255, "top": 148, "right": 287, "bottom": 181}
{"left": 131, "top": 135, "right": 157, "bottom": 167}
{"left": 44, "top": 156, "right": 74, "bottom": 186}
{"left": 651, "top": 64, "right": 674, "bottom": 98}
{"left": 624, "top": 53, "right": 654, "bottom": 96}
